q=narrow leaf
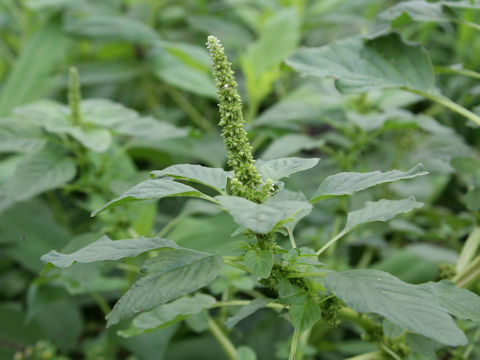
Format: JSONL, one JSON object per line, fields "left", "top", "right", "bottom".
{"left": 92, "top": 179, "right": 212, "bottom": 216}
{"left": 151, "top": 164, "right": 232, "bottom": 192}
{"left": 255, "top": 157, "right": 320, "bottom": 181}
{"left": 344, "top": 197, "right": 423, "bottom": 232}
{"left": 41, "top": 236, "right": 177, "bottom": 268}
{"left": 225, "top": 298, "right": 271, "bottom": 329}
{"left": 312, "top": 164, "right": 428, "bottom": 202}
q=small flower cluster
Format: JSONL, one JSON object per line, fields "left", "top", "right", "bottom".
{"left": 207, "top": 35, "right": 272, "bottom": 203}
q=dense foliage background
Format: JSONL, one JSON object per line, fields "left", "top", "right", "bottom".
{"left": 0, "top": 0, "right": 479, "bottom": 359}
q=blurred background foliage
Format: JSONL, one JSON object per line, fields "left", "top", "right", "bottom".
{"left": 0, "top": 0, "right": 479, "bottom": 359}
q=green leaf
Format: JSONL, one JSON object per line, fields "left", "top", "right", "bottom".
{"left": 216, "top": 196, "right": 312, "bottom": 234}
{"left": 225, "top": 298, "right": 271, "bottom": 329}
{"left": 426, "top": 280, "right": 480, "bottom": 321}
{"left": 150, "top": 44, "right": 217, "bottom": 98}
{"left": 67, "top": 127, "right": 112, "bottom": 152}
{"left": 311, "top": 164, "right": 428, "bottom": 202}
{"left": 255, "top": 157, "right": 320, "bottom": 181}
{"left": 260, "top": 134, "right": 325, "bottom": 160}
{"left": 92, "top": 179, "right": 213, "bottom": 216}
{"left": 324, "top": 270, "right": 467, "bottom": 346}
{"left": 118, "top": 294, "right": 216, "bottom": 337}
{"left": 286, "top": 32, "right": 435, "bottom": 94}
{"left": 151, "top": 164, "right": 233, "bottom": 192}
{"left": 0, "top": 148, "right": 76, "bottom": 211}
{"left": 106, "top": 250, "right": 223, "bottom": 327}
{"left": 41, "top": 236, "right": 177, "bottom": 268}
{"left": 64, "top": 14, "right": 159, "bottom": 43}
{"left": 0, "top": 22, "right": 67, "bottom": 115}
{"left": 236, "top": 346, "right": 257, "bottom": 360}
{"left": 289, "top": 297, "right": 322, "bottom": 332}
{"left": 112, "top": 116, "right": 188, "bottom": 142}
{"left": 0, "top": 118, "right": 46, "bottom": 153}
{"left": 343, "top": 197, "right": 423, "bottom": 233}
{"left": 244, "top": 250, "right": 274, "bottom": 278}
{"left": 406, "top": 333, "right": 440, "bottom": 358}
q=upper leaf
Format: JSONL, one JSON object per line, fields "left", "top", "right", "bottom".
{"left": 92, "top": 179, "right": 213, "bottom": 216}
{"left": 289, "top": 296, "right": 322, "bottom": 332}
{"left": 255, "top": 157, "right": 320, "bottom": 181}
{"left": 106, "top": 249, "right": 223, "bottom": 326}
{"left": 244, "top": 250, "right": 274, "bottom": 278}
{"left": 286, "top": 32, "right": 435, "bottom": 94}
{"left": 324, "top": 270, "right": 467, "bottom": 346}
{"left": 151, "top": 164, "right": 233, "bottom": 193}
{"left": 41, "top": 235, "right": 177, "bottom": 268}
{"left": 344, "top": 197, "right": 423, "bottom": 232}
{"left": 216, "top": 196, "right": 312, "bottom": 234}
{"left": 311, "top": 164, "right": 427, "bottom": 202}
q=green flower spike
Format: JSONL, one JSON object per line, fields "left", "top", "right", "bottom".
{"left": 68, "top": 67, "right": 82, "bottom": 126}
{"left": 206, "top": 35, "right": 273, "bottom": 203}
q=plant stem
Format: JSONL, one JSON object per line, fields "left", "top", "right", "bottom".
{"left": 289, "top": 328, "right": 301, "bottom": 360}
{"left": 211, "top": 300, "right": 285, "bottom": 311}
{"left": 316, "top": 231, "right": 347, "bottom": 256}
{"left": 405, "top": 88, "right": 480, "bottom": 127}
{"left": 287, "top": 227, "right": 297, "bottom": 249}
{"left": 454, "top": 255, "right": 480, "bottom": 288}
{"left": 457, "top": 227, "right": 480, "bottom": 274}
{"left": 91, "top": 292, "right": 111, "bottom": 316}
{"left": 435, "top": 66, "right": 480, "bottom": 80}
{"left": 208, "top": 317, "right": 237, "bottom": 360}
{"left": 68, "top": 67, "right": 83, "bottom": 125}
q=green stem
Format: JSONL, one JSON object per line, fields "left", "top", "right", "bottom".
{"left": 68, "top": 67, "right": 83, "bottom": 125}
{"left": 287, "top": 227, "right": 297, "bottom": 249}
{"left": 405, "top": 88, "right": 480, "bottom": 127}
{"left": 435, "top": 66, "right": 480, "bottom": 80}
{"left": 156, "top": 214, "right": 184, "bottom": 238}
{"left": 167, "top": 86, "right": 214, "bottom": 132}
{"left": 316, "top": 231, "right": 347, "bottom": 256}
{"left": 463, "top": 326, "right": 480, "bottom": 359}
{"left": 289, "top": 328, "right": 301, "bottom": 360}
{"left": 91, "top": 292, "right": 111, "bottom": 316}
{"left": 211, "top": 300, "right": 285, "bottom": 311}
{"left": 457, "top": 227, "right": 480, "bottom": 274}
{"left": 208, "top": 317, "right": 237, "bottom": 360}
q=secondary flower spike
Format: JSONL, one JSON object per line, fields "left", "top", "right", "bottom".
{"left": 206, "top": 35, "right": 272, "bottom": 202}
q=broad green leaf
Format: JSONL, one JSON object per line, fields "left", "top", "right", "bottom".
{"left": 92, "top": 179, "right": 213, "bottom": 216}
{"left": 64, "top": 14, "right": 159, "bottom": 43}
{"left": 344, "top": 197, "right": 423, "bottom": 232}
{"left": 312, "top": 164, "right": 428, "bottom": 202}
{"left": 261, "top": 134, "right": 325, "bottom": 160}
{"left": 255, "top": 157, "right": 320, "bottom": 181}
{"left": 286, "top": 32, "right": 435, "bottom": 94}
{"left": 289, "top": 297, "right": 322, "bottom": 332}
{"left": 426, "top": 280, "right": 480, "bottom": 321}
{"left": 0, "top": 148, "right": 76, "bottom": 212}
{"left": 119, "top": 294, "right": 216, "bottom": 337}
{"left": 225, "top": 298, "right": 271, "bottom": 329}
{"left": 106, "top": 251, "right": 223, "bottom": 326}
{"left": 466, "top": 187, "right": 480, "bottom": 211}
{"left": 0, "top": 118, "right": 46, "bottom": 153}
{"left": 150, "top": 44, "right": 217, "bottom": 98}
{"left": 151, "top": 164, "right": 233, "bottom": 192}
{"left": 80, "top": 99, "right": 138, "bottom": 127}
{"left": 0, "top": 22, "right": 67, "bottom": 115}
{"left": 324, "top": 270, "right": 467, "bottom": 346}
{"left": 67, "top": 127, "right": 112, "bottom": 152}
{"left": 41, "top": 236, "right": 177, "bottom": 268}
{"left": 216, "top": 196, "right": 312, "bottom": 234}
{"left": 244, "top": 250, "right": 274, "bottom": 278}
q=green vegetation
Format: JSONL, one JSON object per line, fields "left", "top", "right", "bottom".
{"left": 1, "top": 1, "right": 480, "bottom": 360}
